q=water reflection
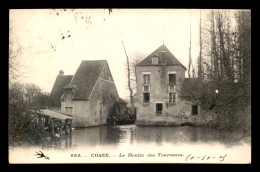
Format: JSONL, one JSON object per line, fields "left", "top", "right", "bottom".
{"left": 31, "top": 125, "right": 250, "bottom": 150}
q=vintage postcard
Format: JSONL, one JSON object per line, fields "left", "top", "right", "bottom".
{"left": 9, "top": 9, "right": 251, "bottom": 164}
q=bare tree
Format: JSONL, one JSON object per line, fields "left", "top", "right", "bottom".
{"left": 198, "top": 10, "right": 203, "bottom": 80}
{"left": 122, "top": 41, "right": 134, "bottom": 110}
{"left": 236, "top": 11, "right": 251, "bottom": 105}
{"left": 180, "top": 10, "right": 251, "bottom": 131}
{"left": 129, "top": 52, "right": 145, "bottom": 92}
{"left": 9, "top": 27, "right": 23, "bottom": 85}
{"left": 188, "top": 12, "right": 192, "bottom": 78}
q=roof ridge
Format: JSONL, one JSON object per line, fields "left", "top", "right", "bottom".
{"left": 87, "top": 61, "right": 107, "bottom": 100}
{"left": 69, "top": 60, "right": 108, "bottom": 100}
{"left": 136, "top": 44, "right": 186, "bottom": 69}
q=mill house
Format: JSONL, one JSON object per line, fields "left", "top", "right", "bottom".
{"left": 50, "top": 60, "right": 127, "bottom": 128}
{"left": 135, "top": 44, "right": 201, "bottom": 125}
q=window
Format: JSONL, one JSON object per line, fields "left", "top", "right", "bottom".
{"left": 143, "top": 73, "right": 150, "bottom": 103}
{"left": 143, "top": 74, "right": 150, "bottom": 85}
{"left": 169, "top": 73, "right": 176, "bottom": 86}
{"left": 152, "top": 57, "right": 159, "bottom": 65}
{"left": 156, "top": 103, "right": 163, "bottom": 114}
{"left": 169, "top": 85, "right": 175, "bottom": 92}
{"left": 65, "top": 107, "right": 73, "bottom": 114}
{"left": 143, "top": 85, "right": 150, "bottom": 92}
{"left": 143, "top": 93, "right": 150, "bottom": 103}
{"left": 160, "top": 51, "right": 166, "bottom": 57}
{"left": 169, "top": 92, "right": 176, "bottom": 103}
{"left": 192, "top": 105, "right": 198, "bottom": 115}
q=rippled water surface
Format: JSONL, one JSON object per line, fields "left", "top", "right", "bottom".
{"left": 22, "top": 125, "right": 250, "bottom": 150}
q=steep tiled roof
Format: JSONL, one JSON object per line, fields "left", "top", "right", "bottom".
{"left": 181, "top": 78, "right": 201, "bottom": 97}
{"left": 49, "top": 74, "right": 73, "bottom": 106}
{"left": 70, "top": 60, "right": 107, "bottom": 100}
{"left": 136, "top": 44, "right": 186, "bottom": 70}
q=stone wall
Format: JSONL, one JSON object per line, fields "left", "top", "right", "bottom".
{"left": 136, "top": 65, "right": 197, "bottom": 123}
{"left": 89, "top": 78, "right": 119, "bottom": 126}
{"left": 61, "top": 100, "right": 91, "bottom": 127}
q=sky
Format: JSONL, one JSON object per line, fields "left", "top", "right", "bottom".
{"left": 10, "top": 9, "right": 207, "bottom": 100}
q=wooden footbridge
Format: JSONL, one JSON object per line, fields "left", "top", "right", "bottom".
{"left": 27, "top": 109, "right": 72, "bottom": 138}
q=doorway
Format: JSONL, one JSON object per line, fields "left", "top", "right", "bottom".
{"left": 156, "top": 103, "right": 163, "bottom": 115}
{"left": 192, "top": 105, "right": 198, "bottom": 115}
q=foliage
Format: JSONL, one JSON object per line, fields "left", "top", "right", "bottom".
{"left": 25, "top": 117, "right": 50, "bottom": 145}
{"left": 8, "top": 83, "right": 27, "bottom": 146}
{"left": 180, "top": 10, "right": 251, "bottom": 132}
{"left": 24, "top": 83, "right": 49, "bottom": 109}
{"left": 9, "top": 83, "right": 50, "bottom": 146}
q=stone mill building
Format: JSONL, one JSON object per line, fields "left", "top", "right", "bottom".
{"left": 50, "top": 60, "right": 126, "bottom": 128}
{"left": 135, "top": 44, "right": 201, "bottom": 125}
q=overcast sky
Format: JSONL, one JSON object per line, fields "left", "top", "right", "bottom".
{"left": 10, "top": 9, "right": 207, "bottom": 100}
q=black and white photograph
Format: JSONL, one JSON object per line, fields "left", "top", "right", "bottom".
{"left": 8, "top": 9, "right": 251, "bottom": 163}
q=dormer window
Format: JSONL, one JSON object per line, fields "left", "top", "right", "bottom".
{"left": 152, "top": 57, "right": 159, "bottom": 65}
{"left": 161, "top": 51, "right": 166, "bottom": 58}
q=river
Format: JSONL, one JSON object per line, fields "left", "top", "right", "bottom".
{"left": 9, "top": 124, "right": 251, "bottom": 163}
{"left": 23, "top": 124, "right": 250, "bottom": 150}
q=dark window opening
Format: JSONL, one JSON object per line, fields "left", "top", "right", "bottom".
{"left": 143, "top": 93, "right": 150, "bottom": 103}
{"left": 169, "top": 74, "right": 176, "bottom": 86}
{"left": 156, "top": 103, "right": 163, "bottom": 114}
{"left": 192, "top": 105, "right": 198, "bottom": 115}
{"left": 116, "top": 104, "right": 121, "bottom": 114}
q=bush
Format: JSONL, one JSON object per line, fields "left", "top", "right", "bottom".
{"left": 9, "top": 83, "right": 51, "bottom": 147}
{"left": 205, "top": 103, "right": 251, "bottom": 136}
{"left": 25, "top": 118, "right": 50, "bottom": 144}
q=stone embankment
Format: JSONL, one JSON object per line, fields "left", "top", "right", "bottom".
{"left": 136, "top": 112, "right": 218, "bottom": 127}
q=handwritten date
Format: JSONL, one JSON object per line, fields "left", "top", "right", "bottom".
{"left": 185, "top": 153, "right": 227, "bottom": 162}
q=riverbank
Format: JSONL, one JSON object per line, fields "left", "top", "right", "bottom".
{"left": 135, "top": 113, "right": 216, "bottom": 127}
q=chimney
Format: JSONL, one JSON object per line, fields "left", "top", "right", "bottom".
{"left": 59, "top": 70, "right": 64, "bottom": 75}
